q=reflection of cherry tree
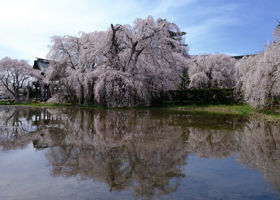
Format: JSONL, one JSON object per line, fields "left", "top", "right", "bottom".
{"left": 185, "top": 128, "right": 239, "bottom": 158}
{"left": 236, "top": 119, "right": 280, "bottom": 192}
{"left": 0, "top": 106, "right": 64, "bottom": 151}
{"left": 0, "top": 107, "right": 37, "bottom": 151}
{"left": 44, "top": 110, "right": 188, "bottom": 199}
{"left": 183, "top": 117, "right": 280, "bottom": 194}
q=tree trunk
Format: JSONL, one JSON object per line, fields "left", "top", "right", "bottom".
{"left": 14, "top": 95, "right": 21, "bottom": 103}
{"left": 79, "top": 84, "right": 84, "bottom": 104}
{"left": 26, "top": 86, "right": 31, "bottom": 102}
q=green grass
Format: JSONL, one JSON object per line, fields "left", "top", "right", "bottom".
{"left": 167, "top": 104, "right": 253, "bottom": 116}
{"left": 255, "top": 109, "right": 280, "bottom": 122}
{"left": 8, "top": 101, "right": 107, "bottom": 109}
{"left": 15, "top": 102, "right": 72, "bottom": 107}
{"left": 0, "top": 101, "right": 14, "bottom": 105}
{"left": 166, "top": 104, "right": 280, "bottom": 124}
{"left": 0, "top": 101, "right": 97, "bottom": 108}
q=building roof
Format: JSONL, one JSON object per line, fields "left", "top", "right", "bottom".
{"left": 33, "top": 58, "right": 50, "bottom": 71}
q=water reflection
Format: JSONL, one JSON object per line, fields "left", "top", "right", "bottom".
{"left": 0, "top": 106, "right": 279, "bottom": 199}
{"left": 39, "top": 110, "right": 188, "bottom": 199}
{"left": 0, "top": 106, "right": 38, "bottom": 151}
{"left": 237, "top": 119, "right": 280, "bottom": 193}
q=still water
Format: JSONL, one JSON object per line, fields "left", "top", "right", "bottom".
{"left": 0, "top": 106, "right": 279, "bottom": 200}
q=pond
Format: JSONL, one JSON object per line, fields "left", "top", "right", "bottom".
{"left": 0, "top": 106, "right": 279, "bottom": 200}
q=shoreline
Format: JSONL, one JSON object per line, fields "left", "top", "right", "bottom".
{"left": 1, "top": 102, "right": 280, "bottom": 124}
{"left": 166, "top": 104, "right": 280, "bottom": 124}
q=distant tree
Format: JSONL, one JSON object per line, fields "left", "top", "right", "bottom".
{"left": 0, "top": 57, "right": 40, "bottom": 103}
{"left": 187, "top": 54, "right": 236, "bottom": 89}
{"left": 273, "top": 21, "right": 280, "bottom": 42}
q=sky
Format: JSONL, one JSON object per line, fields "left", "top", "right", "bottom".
{"left": 0, "top": 0, "right": 279, "bottom": 64}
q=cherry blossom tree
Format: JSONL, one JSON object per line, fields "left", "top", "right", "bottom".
{"left": 47, "top": 16, "right": 188, "bottom": 107}
{"left": 46, "top": 35, "right": 84, "bottom": 104}
{"left": 0, "top": 57, "right": 41, "bottom": 103}
{"left": 234, "top": 24, "right": 280, "bottom": 108}
{"left": 235, "top": 45, "right": 280, "bottom": 108}
{"left": 187, "top": 54, "right": 236, "bottom": 89}
{"left": 96, "top": 17, "right": 187, "bottom": 107}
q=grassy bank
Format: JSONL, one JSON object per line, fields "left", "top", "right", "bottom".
{"left": 0, "top": 101, "right": 106, "bottom": 109}
{"left": 166, "top": 104, "right": 280, "bottom": 123}
{"left": 0, "top": 101, "right": 72, "bottom": 107}
{"left": 167, "top": 104, "right": 253, "bottom": 116}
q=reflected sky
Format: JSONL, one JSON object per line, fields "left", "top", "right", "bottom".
{"left": 0, "top": 106, "right": 279, "bottom": 200}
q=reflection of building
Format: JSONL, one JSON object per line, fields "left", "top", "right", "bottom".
{"left": 33, "top": 133, "right": 49, "bottom": 149}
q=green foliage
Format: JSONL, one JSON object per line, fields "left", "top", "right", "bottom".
{"left": 169, "top": 88, "right": 235, "bottom": 105}
{"left": 0, "top": 100, "right": 15, "bottom": 105}
{"left": 179, "top": 71, "right": 190, "bottom": 90}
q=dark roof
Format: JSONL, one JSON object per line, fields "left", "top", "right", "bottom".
{"left": 232, "top": 55, "right": 245, "bottom": 59}
{"left": 33, "top": 58, "right": 50, "bottom": 71}
{"left": 190, "top": 54, "right": 257, "bottom": 60}
{"left": 232, "top": 55, "right": 256, "bottom": 60}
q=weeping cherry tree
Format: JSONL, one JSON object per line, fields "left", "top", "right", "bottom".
{"left": 234, "top": 23, "right": 280, "bottom": 108}
{"left": 46, "top": 16, "right": 188, "bottom": 107}
{"left": 187, "top": 54, "right": 236, "bottom": 89}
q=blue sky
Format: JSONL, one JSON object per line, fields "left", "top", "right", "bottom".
{"left": 0, "top": 0, "right": 279, "bottom": 63}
